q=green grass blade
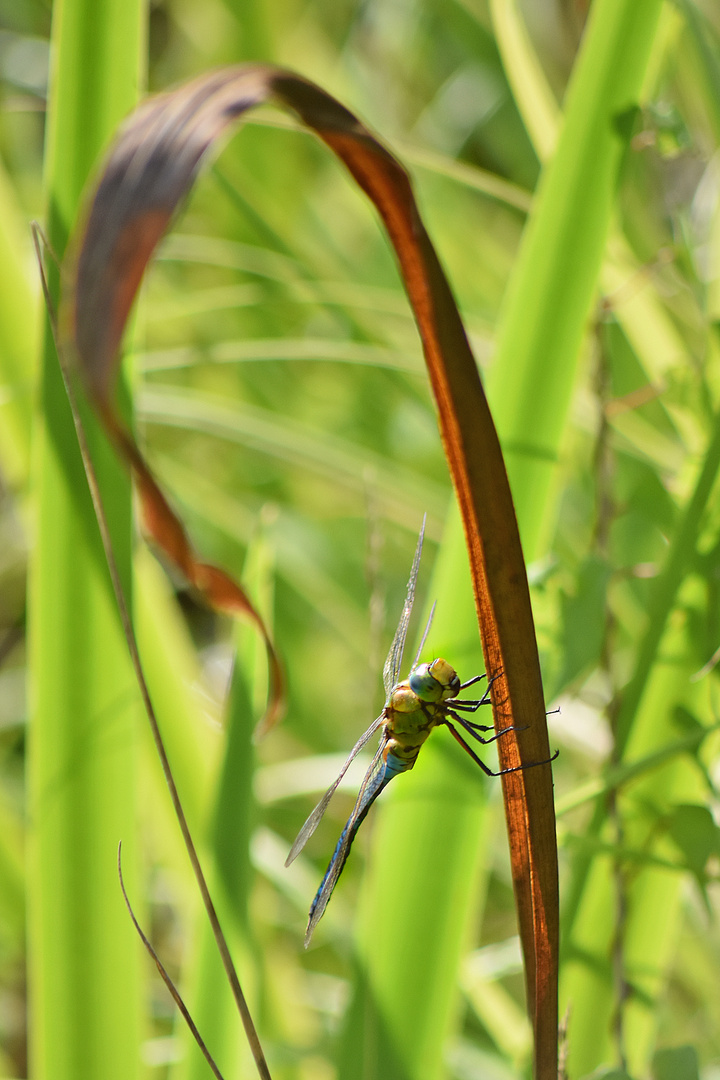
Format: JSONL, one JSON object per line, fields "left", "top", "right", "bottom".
{"left": 559, "top": 395, "right": 720, "bottom": 1075}
{"left": 175, "top": 538, "right": 272, "bottom": 1080}
{"left": 488, "top": 0, "right": 664, "bottom": 559}
{"left": 560, "top": 639, "right": 704, "bottom": 1078}
{"left": 0, "top": 155, "right": 37, "bottom": 489}
{"left": 489, "top": 0, "right": 560, "bottom": 161}
{"left": 491, "top": 0, "right": 697, "bottom": 458}
{"left": 27, "top": 2, "right": 145, "bottom": 1079}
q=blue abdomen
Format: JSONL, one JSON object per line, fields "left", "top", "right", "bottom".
{"left": 308, "top": 752, "right": 411, "bottom": 921}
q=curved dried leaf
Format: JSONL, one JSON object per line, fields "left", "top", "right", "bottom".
{"left": 62, "top": 65, "right": 558, "bottom": 1076}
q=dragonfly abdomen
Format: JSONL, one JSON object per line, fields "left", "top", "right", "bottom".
{"left": 382, "top": 733, "right": 426, "bottom": 770}
{"left": 307, "top": 752, "right": 407, "bottom": 929}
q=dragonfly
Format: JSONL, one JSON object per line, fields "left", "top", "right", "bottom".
{"left": 286, "top": 520, "right": 519, "bottom": 946}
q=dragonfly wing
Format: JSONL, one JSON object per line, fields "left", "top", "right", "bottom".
{"left": 285, "top": 714, "right": 385, "bottom": 867}
{"left": 411, "top": 600, "right": 436, "bottom": 671}
{"left": 305, "top": 739, "right": 393, "bottom": 946}
{"left": 382, "top": 515, "right": 426, "bottom": 698}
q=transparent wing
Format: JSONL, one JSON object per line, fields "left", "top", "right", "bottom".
{"left": 305, "top": 736, "right": 391, "bottom": 945}
{"left": 382, "top": 515, "right": 426, "bottom": 698}
{"left": 285, "top": 714, "right": 385, "bottom": 867}
{"left": 411, "top": 600, "right": 436, "bottom": 671}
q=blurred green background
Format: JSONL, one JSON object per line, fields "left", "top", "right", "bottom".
{"left": 2, "top": 1, "right": 720, "bottom": 1079}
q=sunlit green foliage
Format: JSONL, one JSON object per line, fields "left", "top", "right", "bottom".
{"left": 1, "top": 1, "right": 720, "bottom": 1079}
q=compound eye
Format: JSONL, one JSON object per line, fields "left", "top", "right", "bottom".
{"left": 408, "top": 663, "right": 442, "bottom": 701}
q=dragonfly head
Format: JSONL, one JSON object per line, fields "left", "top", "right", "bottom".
{"left": 409, "top": 658, "right": 460, "bottom": 703}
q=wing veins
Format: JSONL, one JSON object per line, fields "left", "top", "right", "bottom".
{"left": 382, "top": 515, "right": 426, "bottom": 698}
{"left": 305, "top": 738, "right": 389, "bottom": 944}
{"left": 285, "top": 714, "right": 385, "bottom": 866}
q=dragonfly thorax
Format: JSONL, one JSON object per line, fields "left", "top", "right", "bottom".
{"left": 388, "top": 683, "right": 423, "bottom": 713}
{"left": 408, "top": 658, "right": 460, "bottom": 703}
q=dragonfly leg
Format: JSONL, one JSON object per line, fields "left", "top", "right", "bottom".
{"left": 443, "top": 718, "right": 559, "bottom": 775}
{"left": 450, "top": 697, "right": 492, "bottom": 716}
{"left": 458, "top": 673, "right": 486, "bottom": 692}
{"left": 461, "top": 719, "right": 531, "bottom": 740}
{"left": 456, "top": 716, "right": 501, "bottom": 733}
{"left": 447, "top": 709, "right": 494, "bottom": 733}
{"left": 457, "top": 671, "right": 502, "bottom": 696}
{"left": 448, "top": 710, "right": 515, "bottom": 744}
{"left": 452, "top": 675, "right": 501, "bottom": 712}
{"left": 500, "top": 747, "right": 559, "bottom": 773}
{"left": 442, "top": 719, "right": 501, "bottom": 776}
